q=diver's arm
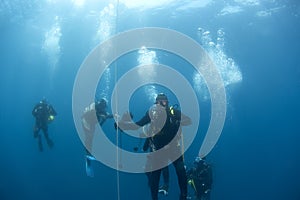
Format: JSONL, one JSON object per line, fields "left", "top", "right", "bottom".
{"left": 135, "top": 111, "right": 151, "bottom": 127}
{"left": 32, "top": 106, "right": 37, "bottom": 116}
{"left": 32, "top": 103, "right": 40, "bottom": 116}
{"left": 117, "top": 111, "right": 150, "bottom": 130}
{"left": 97, "top": 112, "right": 113, "bottom": 126}
{"left": 49, "top": 105, "right": 57, "bottom": 116}
{"left": 117, "top": 121, "right": 140, "bottom": 130}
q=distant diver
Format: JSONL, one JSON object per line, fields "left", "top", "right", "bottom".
{"left": 32, "top": 98, "right": 57, "bottom": 152}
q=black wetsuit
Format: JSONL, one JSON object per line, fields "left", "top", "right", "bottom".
{"left": 187, "top": 160, "right": 213, "bottom": 200}
{"left": 136, "top": 107, "right": 189, "bottom": 200}
{"left": 32, "top": 101, "right": 57, "bottom": 151}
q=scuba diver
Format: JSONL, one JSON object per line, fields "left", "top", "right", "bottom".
{"left": 81, "top": 98, "right": 113, "bottom": 177}
{"left": 116, "top": 93, "right": 192, "bottom": 200}
{"left": 32, "top": 98, "right": 57, "bottom": 152}
{"left": 187, "top": 157, "right": 213, "bottom": 200}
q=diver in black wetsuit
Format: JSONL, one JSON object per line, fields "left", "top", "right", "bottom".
{"left": 187, "top": 157, "right": 213, "bottom": 200}
{"left": 32, "top": 98, "right": 57, "bottom": 152}
{"left": 116, "top": 93, "right": 192, "bottom": 200}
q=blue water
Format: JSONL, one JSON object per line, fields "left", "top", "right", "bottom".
{"left": 1, "top": 1, "right": 300, "bottom": 200}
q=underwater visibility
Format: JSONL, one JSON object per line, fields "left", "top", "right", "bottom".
{"left": 1, "top": 0, "right": 300, "bottom": 200}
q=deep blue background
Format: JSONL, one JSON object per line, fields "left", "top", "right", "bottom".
{"left": 1, "top": 1, "right": 299, "bottom": 200}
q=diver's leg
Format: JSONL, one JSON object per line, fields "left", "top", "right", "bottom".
{"left": 145, "top": 153, "right": 154, "bottom": 188}
{"left": 33, "top": 124, "right": 43, "bottom": 151}
{"left": 145, "top": 172, "right": 151, "bottom": 188}
{"left": 202, "top": 190, "right": 211, "bottom": 200}
{"left": 43, "top": 125, "right": 54, "bottom": 148}
{"left": 148, "top": 169, "right": 161, "bottom": 200}
{"left": 38, "top": 134, "right": 43, "bottom": 152}
{"left": 83, "top": 127, "right": 95, "bottom": 177}
{"left": 162, "top": 166, "right": 169, "bottom": 188}
{"left": 158, "top": 166, "right": 169, "bottom": 195}
{"left": 85, "top": 154, "right": 94, "bottom": 177}
{"left": 173, "top": 156, "right": 188, "bottom": 200}
{"left": 84, "top": 127, "right": 95, "bottom": 156}
{"left": 33, "top": 124, "right": 39, "bottom": 138}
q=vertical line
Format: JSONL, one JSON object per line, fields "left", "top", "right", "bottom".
{"left": 115, "top": 1, "right": 121, "bottom": 200}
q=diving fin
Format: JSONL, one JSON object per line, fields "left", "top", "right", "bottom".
{"left": 85, "top": 156, "right": 94, "bottom": 177}
{"left": 86, "top": 155, "right": 96, "bottom": 161}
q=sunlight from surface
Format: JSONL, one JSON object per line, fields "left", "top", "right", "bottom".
{"left": 234, "top": 0, "right": 260, "bottom": 6}
{"left": 176, "top": 0, "right": 212, "bottom": 11}
{"left": 71, "top": 0, "right": 85, "bottom": 7}
{"left": 120, "top": 0, "right": 173, "bottom": 9}
{"left": 219, "top": 5, "right": 243, "bottom": 16}
{"left": 119, "top": 0, "right": 213, "bottom": 10}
